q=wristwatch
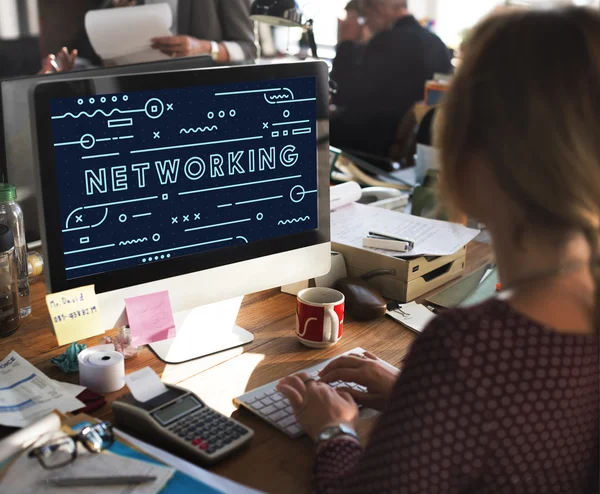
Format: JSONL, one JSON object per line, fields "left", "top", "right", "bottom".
{"left": 316, "top": 423, "right": 359, "bottom": 446}
{"left": 210, "top": 41, "right": 220, "bottom": 61}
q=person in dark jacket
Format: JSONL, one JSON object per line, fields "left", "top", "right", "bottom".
{"left": 330, "top": 0, "right": 451, "bottom": 158}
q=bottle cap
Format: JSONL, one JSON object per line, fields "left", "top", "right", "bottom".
{"left": 0, "top": 224, "right": 14, "bottom": 253}
{"left": 0, "top": 184, "right": 16, "bottom": 203}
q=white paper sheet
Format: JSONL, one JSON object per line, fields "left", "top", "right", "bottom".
{"left": 386, "top": 302, "right": 437, "bottom": 333}
{"left": 331, "top": 203, "right": 480, "bottom": 258}
{"left": 0, "top": 352, "right": 85, "bottom": 428}
{"left": 330, "top": 181, "right": 362, "bottom": 211}
{"left": 125, "top": 367, "right": 168, "bottom": 403}
{"left": 53, "top": 380, "right": 86, "bottom": 397}
{"left": 85, "top": 3, "right": 172, "bottom": 65}
{"left": 116, "top": 430, "right": 265, "bottom": 494}
{"left": 0, "top": 413, "right": 61, "bottom": 463}
{"left": 1, "top": 447, "right": 174, "bottom": 494}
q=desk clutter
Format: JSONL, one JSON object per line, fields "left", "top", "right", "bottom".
{"left": 0, "top": 411, "right": 259, "bottom": 493}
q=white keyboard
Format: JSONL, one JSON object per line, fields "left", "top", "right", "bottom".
{"left": 233, "top": 347, "right": 396, "bottom": 438}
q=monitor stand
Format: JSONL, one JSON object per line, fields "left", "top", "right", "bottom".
{"left": 148, "top": 297, "right": 254, "bottom": 364}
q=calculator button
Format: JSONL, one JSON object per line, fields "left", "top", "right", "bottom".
{"left": 192, "top": 438, "right": 202, "bottom": 446}
{"left": 199, "top": 442, "right": 209, "bottom": 451}
{"left": 207, "top": 446, "right": 217, "bottom": 454}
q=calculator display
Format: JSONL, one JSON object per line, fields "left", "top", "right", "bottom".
{"left": 153, "top": 396, "right": 202, "bottom": 425}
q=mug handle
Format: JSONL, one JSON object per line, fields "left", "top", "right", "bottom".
{"left": 325, "top": 308, "right": 339, "bottom": 343}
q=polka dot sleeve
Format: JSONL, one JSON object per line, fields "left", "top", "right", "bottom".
{"left": 312, "top": 300, "right": 599, "bottom": 493}
{"left": 314, "top": 318, "right": 484, "bottom": 493}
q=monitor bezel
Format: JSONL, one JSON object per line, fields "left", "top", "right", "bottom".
{"left": 32, "top": 61, "right": 330, "bottom": 295}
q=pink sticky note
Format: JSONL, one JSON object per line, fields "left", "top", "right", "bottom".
{"left": 125, "top": 291, "right": 176, "bottom": 346}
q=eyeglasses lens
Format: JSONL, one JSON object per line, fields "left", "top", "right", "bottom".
{"left": 37, "top": 437, "right": 76, "bottom": 469}
{"left": 80, "top": 422, "right": 115, "bottom": 452}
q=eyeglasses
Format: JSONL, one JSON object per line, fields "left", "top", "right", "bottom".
{"left": 28, "top": 421, "right": 115, "bottom": 470}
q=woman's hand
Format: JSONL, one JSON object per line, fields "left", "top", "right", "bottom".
{"left": 276, "top": 372, "right": 358, "bottom": 441}
{"left": 151, "top": 35, "right": 210, "bottom": 58}
{"left": 39, "top": 47, "right": 78, "bottom": 74}
{"left": 318, "top": 352, "right": 400, "bottom": 411}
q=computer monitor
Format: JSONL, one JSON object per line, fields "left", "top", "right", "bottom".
{"left": 32, "top": 61, "right": 331, "bottom": 363}
{"left": 0, "top": 56, "right": 216, "bottom": 244}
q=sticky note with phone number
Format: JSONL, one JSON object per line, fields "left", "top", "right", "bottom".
{"left": 46, "top": 285, "right": 104, "bottom": 346}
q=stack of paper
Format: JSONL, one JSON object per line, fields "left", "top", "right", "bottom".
{"left": 331, "top": 202, "right": 480, "bottom": 258}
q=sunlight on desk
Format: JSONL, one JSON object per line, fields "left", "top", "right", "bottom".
{"left": 169, "top": 352, "right": 266, "bottom": 416}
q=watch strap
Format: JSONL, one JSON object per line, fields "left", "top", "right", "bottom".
{"left": 315, "top": 423, "right": 359, "bottom": 447}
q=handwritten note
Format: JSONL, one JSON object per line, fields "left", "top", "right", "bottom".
{"left": 46, "top": 285, "right": 104, "bottom": 346}
{"left": 125, "top": 291, "right": 176, "bottom": 346}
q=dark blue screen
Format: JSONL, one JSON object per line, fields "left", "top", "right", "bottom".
{"left": 50, "top": 76, "right": 318, "bottom": 280}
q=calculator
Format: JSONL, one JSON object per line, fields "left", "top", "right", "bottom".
{"left": 112, "top": 384, "right": 253, "bottom": 464}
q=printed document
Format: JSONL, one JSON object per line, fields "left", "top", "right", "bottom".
{"left": 85, "top": 3, "right": 173, "bottom": 65}
{"left": 331, "top": 203, "right": 480, "bottom": 258}
{"left": 2, "top": 447, "right": 174, "bottom": 494}
{"left": 0, "top": 351, "right": 84, "bottom": 428}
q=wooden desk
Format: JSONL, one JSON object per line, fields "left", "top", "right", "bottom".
{"left": 1, "top": 242, "right": 492, "bottom": 494}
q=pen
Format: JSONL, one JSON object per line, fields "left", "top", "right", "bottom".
{"left": 46, "top": 475, "right": 157, "bottom": 487}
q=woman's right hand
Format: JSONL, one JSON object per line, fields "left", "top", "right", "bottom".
{"left": 318, "top": 352, "right": 400, "bottom": 411}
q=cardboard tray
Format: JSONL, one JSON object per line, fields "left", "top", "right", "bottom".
{"left": 332, "top": 243, "right": 467, "bottom": 302}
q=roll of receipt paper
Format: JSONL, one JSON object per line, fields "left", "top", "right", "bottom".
{"left": 78, "top": 344, "right": 125, "bottom": 393}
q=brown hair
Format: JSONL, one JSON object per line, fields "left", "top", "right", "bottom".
{"left": 435, "top": 7, "right": 600, "bottom": 328}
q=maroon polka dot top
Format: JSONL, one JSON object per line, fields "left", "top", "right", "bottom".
{"left": 314, "top": 299, "right": 599, "bottom": 493}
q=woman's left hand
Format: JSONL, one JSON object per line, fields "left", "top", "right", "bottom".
{"left": 276, "top": 372, "right": 359, "bottom": 441}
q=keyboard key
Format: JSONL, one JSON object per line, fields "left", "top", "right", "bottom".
{"left": 261, "top": 405, "right": 277, "bottom": 416}
{"left": 283, "top": 405, "right": 293, "bottom": 415}
{"left": 271, "top": 392, "right": 284, "bottom": 401}
{"left": 269, "top": 410, "right": 289, "bottom": 422}
{"left": 274, "top": 401, "right": 288, "bottom": 410}
{"left": 265, "top": 388, "right": 276, "bottom": 396}
{"left": 260, "top": 397, "right": 274, "bottom": 406}
{"left": 246, "top": 397, "right": 258, "bottom": 404}
{"left": 278, "top": 415, "right": 297, "bottom": 428}
{"left": 287, "top": 424, "right": 301, "bottom": 435}
{"left": 251, "top": 401, "right": 265, "bottom": 411}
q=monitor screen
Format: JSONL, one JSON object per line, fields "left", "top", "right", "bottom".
{"left": 34, "top": 63, "right": 330, "bottom": 294}
{"left": 1, "top": 56, "right": 217, "bottom": 244}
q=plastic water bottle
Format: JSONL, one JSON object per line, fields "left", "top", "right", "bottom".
{"left": 0, "top": 184, "right": 30, "bottom": 317}
{"left": 0, "top": 224, "right": 20, "bottom": 337}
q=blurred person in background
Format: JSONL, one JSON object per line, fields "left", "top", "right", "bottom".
{"left": 330, "top": 0, "right": 451, "bottom": 159}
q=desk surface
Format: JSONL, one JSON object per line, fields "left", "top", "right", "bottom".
{"left": 3, "top": 241, "right": 492, "bottom": 494}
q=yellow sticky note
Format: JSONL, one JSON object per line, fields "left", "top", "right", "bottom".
{"left": 46, "top": 285, "right": 104, "bottom": 346}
